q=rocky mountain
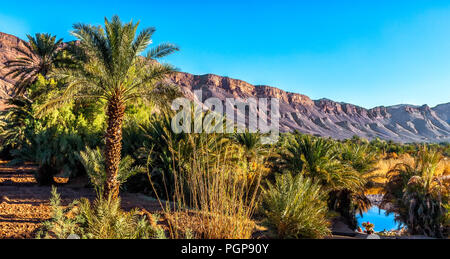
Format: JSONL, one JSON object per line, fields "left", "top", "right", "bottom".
{"left": 1, "top": 32, "right": 449, "bottom": 143}
{"left": 168, "top": 73, "right": 450, "bottom": 143}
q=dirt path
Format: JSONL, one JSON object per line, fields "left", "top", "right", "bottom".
{"left": 0, "top": 161, "right": 162, "bottom": 239}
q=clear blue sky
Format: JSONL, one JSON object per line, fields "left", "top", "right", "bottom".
{"left": 1, "top": 0, "right": 450, "bottom": 108}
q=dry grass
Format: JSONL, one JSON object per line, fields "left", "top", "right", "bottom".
{"left": 365, "top": 154, "right": 450, "bottom": 195}
{"left": 151, "top": 135, "right": 262, "bottom": 239}
{"left": 370, "top": 154, "right": 449, "bottom": 184}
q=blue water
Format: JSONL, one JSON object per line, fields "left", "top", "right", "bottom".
{"left": 356, "top": 207, "right": 404, "bottom": 232}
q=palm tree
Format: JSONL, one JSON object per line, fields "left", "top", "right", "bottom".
{"left": 331, "top": 143, "right": 380, "bottom": 228}
{"left": 3, "top": 33, "right": 65, "bottom": 96}
{"left": 281, "top": 135, "right": 362, "bottom": 193}
{"left": 339, "top": 143, "right": 380, "bottom": 210}
{"left": 382, "top": 146, "right": 448, "bottom": 237}
{"left": 231, "top": 132, "right": 268, "bottom": 165}
{"left": 280, "top": 135, "right": 363, "bottom": 229}
{"left": 39, "top": 16, "right": 179, "bottom": 199}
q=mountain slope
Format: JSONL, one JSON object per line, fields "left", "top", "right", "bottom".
{"left": 1, "top": 32, "right": 449, "bottom": 143}
{"left": 168, "top": 73, "right": 450, "bottom": 143}
{"left": 433, "top": 103, "right": 450, "bottom": 124}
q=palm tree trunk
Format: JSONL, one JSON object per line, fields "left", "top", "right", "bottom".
{"left": 104, "top": 95, "right": 126, "bottom": 199}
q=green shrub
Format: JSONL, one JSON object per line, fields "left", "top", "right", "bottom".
{"left": 37, "top": 187, "right": 166, "bottom": 239}
{"left": 9, "top": 128, "right": 87, "bottom": 184}
{"left": 261, "top": 173, "right": 331, "bottom": 239}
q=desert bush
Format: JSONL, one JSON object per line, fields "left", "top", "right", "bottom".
{"left": 261, "top": 173, "right": 331, "bottom": 239}
{"left": 35, "top": 146, "right": 165, "bottom": 239}
{"left": 37, "top": 187, "right": 165, "bottom": 239}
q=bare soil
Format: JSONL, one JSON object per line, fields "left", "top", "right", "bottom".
{"left": 0, "top": 160, "right": 162, "bottom": 239}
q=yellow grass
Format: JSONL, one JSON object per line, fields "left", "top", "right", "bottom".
{"left": 150, "top": 135, "right": 262, "bottom": 239}
{"left": 365, "top": 154, "right": 450, "bottom": 195}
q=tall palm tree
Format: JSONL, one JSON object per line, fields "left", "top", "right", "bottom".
{"left": 39, "top": 16, "right": 179, "bottom": 199}
{"left": 3, "top": 33, "right": 65, "bottom": 96}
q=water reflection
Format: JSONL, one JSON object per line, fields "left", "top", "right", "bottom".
{"left": 356, "top": 206, "right": 404, "bottom": 232}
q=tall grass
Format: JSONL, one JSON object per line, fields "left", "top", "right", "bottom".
{"left": 149, "top": 132, "right": 262, "bottom": 239}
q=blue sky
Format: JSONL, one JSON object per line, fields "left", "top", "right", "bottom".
{"left": 1, "top": 0, "right": 450, "bottom": 108}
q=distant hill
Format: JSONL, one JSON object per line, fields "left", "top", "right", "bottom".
{"left": 1, "top": 32, "right": 449, "bottom": 143}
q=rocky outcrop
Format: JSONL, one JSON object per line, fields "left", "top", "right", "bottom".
{"left": 1, "top": 32, "right": 449, "bottom": 143}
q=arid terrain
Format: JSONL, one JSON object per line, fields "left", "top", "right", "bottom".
{"left": 0, "top": 160, "right": 161, "bottom": 239}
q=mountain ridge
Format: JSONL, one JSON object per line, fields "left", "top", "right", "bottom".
{"left": 1, "top": 32, "right": 449, "bottom": 143}
{"left": 167, "top": 72, "right": 449, "bottom": 143}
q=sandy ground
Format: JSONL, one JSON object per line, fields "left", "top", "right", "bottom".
{"left": 0, "top": 161, "right": 162, "bottom": 239}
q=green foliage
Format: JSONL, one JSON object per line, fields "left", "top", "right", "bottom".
{"left": 0, "top": 96, "right": 35, "bottom": 155}
{"left": 261, "top": 173, "right": 331, "bottom": 239}
{"left": 10, "top": 128, "right": 86, "bottom": 184}
{"left": 78, "top": 147, "right": 145, "bottom": 194}
{"left": 36, "top": 187, "right": 79, "bottom": 239}
{"left": 231, "top": 131, "right": 268, "bottom": 163}
{"left": 37, "top": 15, "right": 180, "bottom": 117}
{"left": 281, "top": 134, "right": 362, "bottom": 193}
{"left": 339, "top": 143, "right": 378, "bottom": 177}
{"left": 334, "top": 143, "right": 380, "bottom": 222}
{"left": 1, "top": 75, "right": 105, "bottom": 183}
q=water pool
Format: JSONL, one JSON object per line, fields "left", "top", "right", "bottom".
{"left": 356, "top": 206, "right": 404, "bottom": 232}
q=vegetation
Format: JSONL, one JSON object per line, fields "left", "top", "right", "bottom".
{"left": 382, "top": 146, "right": 449, "bottom": 238}
{"left": 36, "top": 187, "right": 165, "bottom": 239}
{"left": 3, "top": 33, "right": 69, "bottom": 95}
{"left": 261, "top": 173, "right": 331, "bottom": 239}
{"left": 38, "top": 16, "right": 179, "bottom": 199}
{"left": 0, "top": 15, "right": 449, "bottom": 239}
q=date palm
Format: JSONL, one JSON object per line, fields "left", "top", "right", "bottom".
{"left": 382, "top": 146, "right": 448, "bottom": 237}
{"left": 328, "top": 143, "right": 380, "bottom": 228}
{"left": 39, "top": 16, "right": 179, "bottom": 199}
{"left": 232, "top": 132, "right": 268, "bottom": 165}
{"left": 339, "top": 143, "right": 380, "bottom": 212}
{"left": 281, "top": 135, "right": 362, "bottom": 193}
{"left": 3, "top": 33, "right": 65, "bottom": 96}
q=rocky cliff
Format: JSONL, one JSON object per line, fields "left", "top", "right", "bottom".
{"left": 1, "top": 32, "right": 449, "bottom": 143}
